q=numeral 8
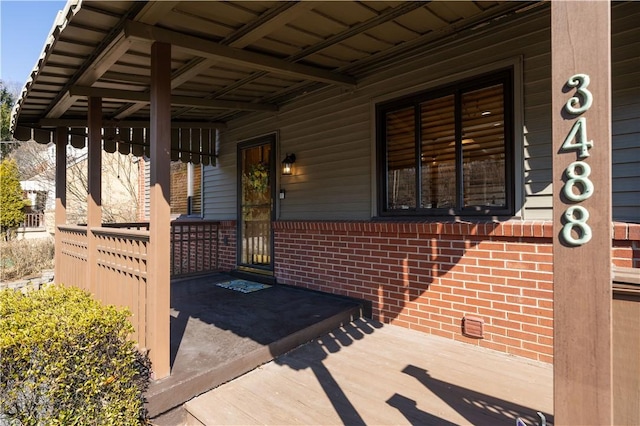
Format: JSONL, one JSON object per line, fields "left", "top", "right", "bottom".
{"left": 562, "top": 206, "right": 592, "bottom": 246}
{"left": 563, "top": 161, "right": 594, "bottom": 202}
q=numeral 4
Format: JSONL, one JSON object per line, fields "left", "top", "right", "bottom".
{"left": 561, "top": 117, "right": 593, "bottom": 158}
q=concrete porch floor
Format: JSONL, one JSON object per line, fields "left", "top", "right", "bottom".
{"left": 146, "top": 273, "right": 363, "bottom": 419}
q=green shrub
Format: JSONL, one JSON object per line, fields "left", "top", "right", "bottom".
{"left": 0, "top": 158, "right": 27, "bottom": 241}
{"left": 0, "top": 237, "right": 55, "bottom": 281}
{"left": 0, "top": 285, "right": 150, "bottom": 425}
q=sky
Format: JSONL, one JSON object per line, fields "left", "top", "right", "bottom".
{"left": 1, "top": 0, "right": 67, "bottom": 91}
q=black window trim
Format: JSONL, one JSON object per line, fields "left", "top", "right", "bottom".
{"left": 376, "top": 67, "right": 515, "bottom": 218}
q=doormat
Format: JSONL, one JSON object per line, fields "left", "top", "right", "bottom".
{"left": 216, "top": 279, "right": 271, "bottom": 294}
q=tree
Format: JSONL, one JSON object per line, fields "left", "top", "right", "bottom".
{"left": 0, "top": 158, "right": 27, "bottom": 240}
{"left": 8, "top": 142, "right": 140, "bottom": 225}
{"left": 7, "top": 139, "right": 53, "bottom": 187}
{"left": 1, "top": 80, "right": 20, "bottom": 159}
{"left": 65, "top": 151, "right": 140, "bottom": 224}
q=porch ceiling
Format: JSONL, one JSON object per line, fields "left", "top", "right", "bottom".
{"left": 10, "top": 0, "right": 541, "bottom": 162}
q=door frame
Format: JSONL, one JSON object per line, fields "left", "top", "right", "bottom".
{"left": 236, "top": 133, "right": 277, "bottom": 275}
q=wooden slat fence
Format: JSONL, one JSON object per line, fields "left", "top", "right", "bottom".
{"left": 55, "top": 220, "right": 219, "bottom": 362}
{"left": 57, "top": 225, "right": 88, "bottom": 291}
{"left": 93, "top": 227, "right": 149, "bottom": 348}
{"left": 102, "top": 220, "right": 220, "bottom": 277}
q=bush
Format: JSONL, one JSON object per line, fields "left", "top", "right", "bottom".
{"left": 0, "top": 238, "right": 55, "bottom": 281}
{"left": 0, "top": 158, "right": 27, "bottom": 240}
{"left": 0, "top": 285, "right": 150, "bottom": 425}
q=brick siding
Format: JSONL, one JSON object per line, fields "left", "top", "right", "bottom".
{"left": 170, "top": 163, "right": 188, "bottom": 215}
{"left": 218, "top": 220, "right": 237, "bottom": 272}
{"left": 271, "top": 220, "right": 640, "bottom": 364}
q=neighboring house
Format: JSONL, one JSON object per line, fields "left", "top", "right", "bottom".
{"left": 14, "top": 143, "right": 140, "bottom": 228}
{"left": 17, "top": 177, "right": 53, "bottom": 239}
{"left": 137, "top": 158, "right": 203, "bottom": 221}
{"left": 20, "top": 178, "right": 54, "bottom": 216}
{"left": 8, "top": 1, "right": 639, "bottom": 421}
{"left": 64, "top": 149, "right": 140, "bottom": 225}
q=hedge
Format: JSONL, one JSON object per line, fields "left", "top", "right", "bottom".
{"left": 0, "top": 285, "right": 150, "bottom": 425}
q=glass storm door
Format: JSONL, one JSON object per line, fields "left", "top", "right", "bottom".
{"left": 237, "top": 137, "right": 275, "bottom": 273}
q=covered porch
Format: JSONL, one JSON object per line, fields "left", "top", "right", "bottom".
{"left": 9, "top": 1, "right": 635, "bottom": 424}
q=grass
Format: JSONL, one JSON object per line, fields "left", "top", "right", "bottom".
{"left": 0, "top": 238, "right": 54, "bottom": 282}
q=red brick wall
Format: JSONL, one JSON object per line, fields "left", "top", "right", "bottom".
{"left": 170, "top": 163, "right": 188, "bottom": 215}
{"left": 218, "top": 220, "right": 237, "bottom": 272}
{"left": 273, "top": 220, "right": 640, "bottom": 364}
{"left": 613, "top": 223, "right": 640, "bottom": 268}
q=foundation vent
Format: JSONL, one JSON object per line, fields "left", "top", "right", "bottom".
{"left": 462, "top": 316, "right": 484, "bottom": 339}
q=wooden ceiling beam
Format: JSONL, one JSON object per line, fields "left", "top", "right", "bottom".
{"left": 46, "top": 31, "right": 134, "bottom": 118}
{"left": 226, "top": 2, "right": 316, "bottom": 48}
{"left": 135, "top": 1, "right": 180, "bottom": 24}
{"left": 114, "top": 3, "right": 316, "bottom": 120}
{"left": 123, "top": 20, "right": 357, "bottom": 87}
{"left": 204, "top": 2, "right": 430, "bottom": 105}
{"left": 35, "top": 118, "right": 226, "bottom": 129}
{"left": 167, "top": 2, "right": 317, "bottom": 119}
{"left": 45, "top": 2, "right": 179, "bottom": 119}
{"left": 69, "top": 85, "right": 278, "bottom": 111}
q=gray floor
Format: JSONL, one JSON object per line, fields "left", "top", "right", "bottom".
{"left": 147, "top": 273, "right": 362, "bottom": 419}
{"left": 186, "top": 318, "right": 554, "bottom": 426}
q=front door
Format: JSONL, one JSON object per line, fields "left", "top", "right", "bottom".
{"left": 237, "top": 135, "right": 275, "bottom": 274}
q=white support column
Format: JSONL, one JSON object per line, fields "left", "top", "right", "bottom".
{"left": 552, "top": 2, "right": 612, "bottom": 424}
{"left": 148, "top": 41, "right": 172, "bottom": 380}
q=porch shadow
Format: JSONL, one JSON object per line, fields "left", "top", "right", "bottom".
{"left": 386, "top": 394, "right": 458, "bottom": 426}
{"left": 400, "top": 365, "right": 554, "bottom": 425}
{"left": 146, "top": 272, "right": 362, "bottom": 418}
{"left": 272, "top": 319, "right": 548, "bottom": 426}
{"left": 185, "top": 317, "right": 553, "bottom": 425}
{"left": 272, "top": 319, "right": 383, "bottom": 426}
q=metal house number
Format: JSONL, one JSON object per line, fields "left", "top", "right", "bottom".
{"left": 560, "top": 74, "right": 594, "bottom": 246}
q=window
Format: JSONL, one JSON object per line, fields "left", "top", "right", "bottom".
{"left": 377, "top": 69, "right": 514, "bottom": 217}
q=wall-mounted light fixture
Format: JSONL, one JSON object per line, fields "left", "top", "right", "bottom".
{"left": 282, "top": 153, "right": 296, "bottom": 175}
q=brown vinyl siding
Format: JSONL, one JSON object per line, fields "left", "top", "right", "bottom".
{"left": 612, "top": 3, "right": 640, "bottom": 221}
{"left": 203, "top": 3, "right": 639, "bottom": 223}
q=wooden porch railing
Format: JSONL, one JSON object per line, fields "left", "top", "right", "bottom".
{"left": 57, "top": 225, "right": 89, "bottom": 291}
{"left": 56, "top": 220, "right": 220, "bottom": 371}
{"left": 170, "top": 220, "right": 219, "bottom": 276}
{"left": 94, "top": 227, "right": 149, "bottom": 348}
{"left": 102, "top": 220, "right": 221, "bottom": 276}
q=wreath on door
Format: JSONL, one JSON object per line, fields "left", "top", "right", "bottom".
{"left": 244, "top": 161, "right": 269, "bottom": 193}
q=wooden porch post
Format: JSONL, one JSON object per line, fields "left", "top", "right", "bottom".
{"left": 87, "top": 97, "right": 102, "bottom": 296}
{"left": 148, "top": 41, "right": 171, "bottom": 380}
{"left": 552, "top": 2, "right": 612, "bottom": 425}
{"left": 54, "top": 126, "right": 67, "bottom": 282}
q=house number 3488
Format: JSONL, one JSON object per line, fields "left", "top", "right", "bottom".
{"left": 560, "top": 74, "right": 594, "bottom": 246}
